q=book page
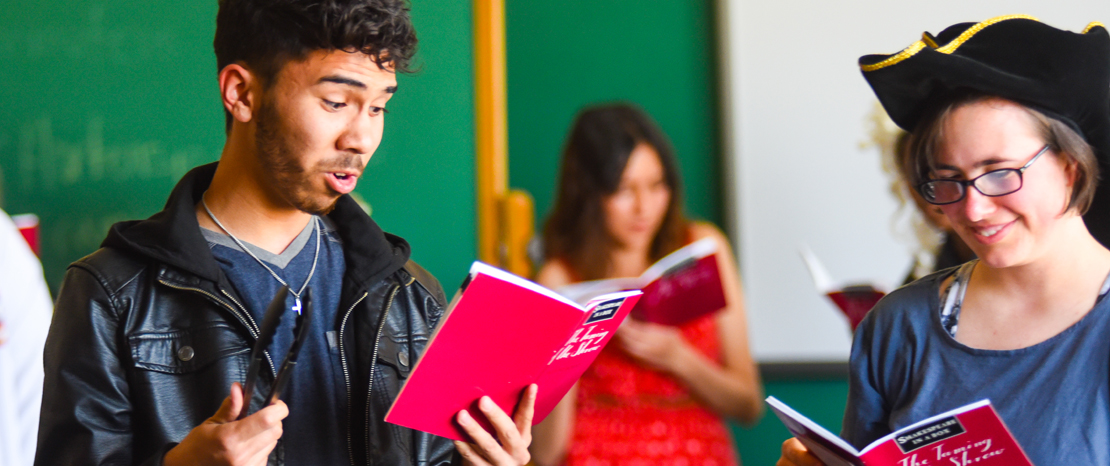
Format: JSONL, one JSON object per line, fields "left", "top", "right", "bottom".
{"left": 766, "top": 396, "right": 864, "bottom": 466}
{"left": 640, "top": 236, "right": 717, "bottom": 282}
{"left": 555, "top": 239, "right": 717, "bottom": 305}
{"left": 469, "top": 261, "right": 583, "bottom": 309}
{"left": 557, "top": 277, "right": 643, "bottom": 305}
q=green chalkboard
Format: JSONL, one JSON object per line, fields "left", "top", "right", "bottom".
{"left": 505, "top": 0, "right": 723, "bottom": 228}
{"left": 0, "top": 1, "right": 477, "bottom": 292}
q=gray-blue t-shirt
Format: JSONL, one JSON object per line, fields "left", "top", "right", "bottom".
{"left": 203, "top": 217, "right": 348, "bottom": 465}
{"left": 843, "top": 267, "right": 1110, "bottom": 465}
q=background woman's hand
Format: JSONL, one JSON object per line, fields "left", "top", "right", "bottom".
{"left": 777, "top": 438, "right": 825, "bottom": 466}
{"left": 616, "top": 318, "right": 690, "bottom": 373}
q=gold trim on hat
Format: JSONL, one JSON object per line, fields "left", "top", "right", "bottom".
{"left": 861, "top": 14, "right": 1039, "bottom": 72}
{"left": 1083, "top": 21, "right": 1107, "bottom": 34}
{"left": 921, "top": 32, "right": 940, "bottom": 49}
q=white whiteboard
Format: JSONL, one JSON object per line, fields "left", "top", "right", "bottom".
{"left": 717, "top": 1, "right": 1110, "bottom": 363}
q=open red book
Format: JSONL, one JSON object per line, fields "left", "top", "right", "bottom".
{"left": 385, "top": 262, "right": 642, "bottom": 441}
{"left": 557, "top": 237, "right": 725, "bottom": 326}
{"left": 767, "top": 397, "right": 1032, "bottom": 466}
{"left": 799, "top": 245, "right": 886, "bottom": 330}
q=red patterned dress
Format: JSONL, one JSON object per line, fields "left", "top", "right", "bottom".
{"left": 563, "top": 314, "right": 739, "bottom": 466}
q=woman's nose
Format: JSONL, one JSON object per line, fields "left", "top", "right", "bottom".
{"left": 961, "top": 186, "right": 997, "bottom": 222}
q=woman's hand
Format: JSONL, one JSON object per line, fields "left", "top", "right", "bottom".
{"left": 616, "top": 319, "right": 690, "bottom": 372}
{"left": 777, "top": 438, "right": 825, "bottom": 466}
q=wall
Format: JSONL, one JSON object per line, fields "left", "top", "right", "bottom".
{"left": 720, "top": 0, "right": 1110, "bottom": 363}
{"left": 0, "top": 0, "right": 476, "bottom": 290}
{"left": 503, "top": 1, "right": 837, "bottom": 462}
{"left": 505, "top": 0, "right": 723, "bottom": 228}
{"left": 0, "top": 0, "right": 891, "bottom": 462}
{"left": 734, "top": 377, "right": 849, "bottom": 465}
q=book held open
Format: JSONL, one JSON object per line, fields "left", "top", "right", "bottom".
{"left": 385, "top": 262, "right": 642, "bottom": 441}
{"left": 767, "top": 396, "right": 1032, "bottom": 466}
{"left": 557, "top": 237, "right": 726, "bottom": 326}
{"left": 799, "top": 244, "right": 886, "bottom": 330}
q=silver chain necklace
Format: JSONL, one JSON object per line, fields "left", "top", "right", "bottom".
{"left": 201, "top": 193, "right": 320, "bottom": 315}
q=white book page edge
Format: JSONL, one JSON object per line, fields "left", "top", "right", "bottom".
{"left": 469, "top": 261, "right": 584, "bottom": 309}
{"left": 583, "top": 289, "right": 643, "bottom": 309}
{"left": 766, "top": 396, "right": 862, "bottom": 457}
{"left": 857, "top": 399, "right": 992, "bottom": 455}
{"left": 558, "top": 278, "right": 643, "bottom": 304}
{"left": 798, "top": 243, "right": 836, "bottom": 293}
{"left": 641, "top": 237, "right": 718, "bottom": 281}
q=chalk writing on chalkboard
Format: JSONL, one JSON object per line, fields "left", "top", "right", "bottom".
{"left": 13, "top": 116, "right": 202, "bottom": 191}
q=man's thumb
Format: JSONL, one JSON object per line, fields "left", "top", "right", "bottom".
{"left": 210, "top": 381, "right": 245, "bottom": 424}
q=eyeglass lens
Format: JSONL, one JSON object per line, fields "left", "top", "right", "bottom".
{"left": 923, "top": 169, "right": 1024, "bottom": 204}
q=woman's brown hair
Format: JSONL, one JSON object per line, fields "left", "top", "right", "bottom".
{"left": 908, "top": 91, "right": 1100, "bottom": 214}
{"left": 542, "top": 103, "right": 689, "bottom": 281}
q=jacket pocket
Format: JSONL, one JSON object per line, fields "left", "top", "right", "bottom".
{"left": 375, "top": 336, "right": 414, "bottom": 381}
{"left": 129, "top": 323, "right": 249, "bottom": 374}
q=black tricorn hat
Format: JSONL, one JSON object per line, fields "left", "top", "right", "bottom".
{"left": 860, "top": 14, "right": 1110, "bottom": 245}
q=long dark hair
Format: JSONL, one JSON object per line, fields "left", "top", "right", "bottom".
{"left": 543, "top": 103, "right": 689, "bottom": 281}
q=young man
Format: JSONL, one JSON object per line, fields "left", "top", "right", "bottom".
{"left": 35, "top": 1, "right": 534, "bottom": 465}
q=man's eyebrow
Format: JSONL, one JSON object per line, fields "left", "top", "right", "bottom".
{"left": 318, "top": 75, "right": 366, "bottom": 88}
{"left": 317, "top": 75, "right": 397, "bottom": 94}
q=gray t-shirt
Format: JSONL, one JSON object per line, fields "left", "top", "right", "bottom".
{"left": 843, "top": 267, "right": 1110, "bottom": 465}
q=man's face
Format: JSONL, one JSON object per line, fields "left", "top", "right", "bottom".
{"left": 254, "top": 50, "right": 397, "bottom": 214}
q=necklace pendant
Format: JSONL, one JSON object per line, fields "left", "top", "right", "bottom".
{"left": 292, "top": 297, "right": 302, "bottom": 315}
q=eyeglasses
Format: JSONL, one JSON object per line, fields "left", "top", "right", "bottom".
{"left": 918, "top": 145, "right": 1051, "bottom": 205}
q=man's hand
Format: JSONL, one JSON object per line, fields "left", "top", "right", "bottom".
{"left": 777, "top": 438, "right": 826, "bottom": 466}
{"left": 163, "top": 382, "right": 288, "bottom": 466}
{"left": 454, "top": 384, "right": 537, "bottom": 466}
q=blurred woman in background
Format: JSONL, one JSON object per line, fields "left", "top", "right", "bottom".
{"left": 530, "top": 103, "right": 763, "bottom": 466}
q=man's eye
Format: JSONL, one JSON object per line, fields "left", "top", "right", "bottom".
{"left": 324, "top": 99, "right": 346, "bottom": 110}
{"left": 370, "top": 107, "right": 389, "bottom": 116}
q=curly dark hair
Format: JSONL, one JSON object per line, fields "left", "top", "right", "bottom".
{"left": 214, "top": 0, "right": 418, "bottom": 86}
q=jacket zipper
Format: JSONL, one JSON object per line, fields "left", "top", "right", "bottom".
{"left": 366, "top": 284, "right": 400, "bottom": 466}
{"left": 339, "top": 290, "right": 370, "bottom": 466}
{"left": 156, "top": 279, "right": 276, "bottom": 376}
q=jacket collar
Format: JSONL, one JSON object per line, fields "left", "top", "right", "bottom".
{"left": 101, "top": 162, "right": 410, "bottom": 288}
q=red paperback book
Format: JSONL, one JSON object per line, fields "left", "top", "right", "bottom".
{"left": 385, "top": 261, "right": 642, "bottom": 441}
{"left": 767, "top": 397, "right": 1032, "bottom": 466}
{"left": 799, "top": 245, "right": 886, "bottom": 331}
{"left": 556, "top": 237, "right": 726, "bottom": 326}
{"left": 11, "top": 213, "right": 40, "bottom": 257}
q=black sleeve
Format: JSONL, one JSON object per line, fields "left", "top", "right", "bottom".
{"left": 35, "top": 264, "right": 171, "bottom": 466}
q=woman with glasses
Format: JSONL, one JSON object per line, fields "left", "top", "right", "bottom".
{"left": 529, "top": 103, "right": 764, "bottom": 466}
{"left": 779, "top": 16, "right": 1110, "bottom": 465}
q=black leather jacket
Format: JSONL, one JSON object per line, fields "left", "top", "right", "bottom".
{"left": 35, "top": 164, "right": 458, "bottom": 466}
